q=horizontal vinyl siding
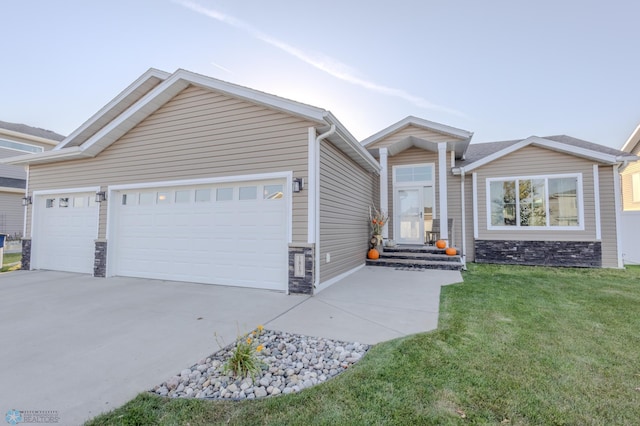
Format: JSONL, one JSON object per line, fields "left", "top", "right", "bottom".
{"left": 476, "top": 146, "right": 597, "bottom": 241}
{"left": 599, "top": 166, "right": 620, "bottom": 267}
{"left": 319, "top": 140, "right": 377, "bottom": 282}
{"left": 621, "top": 161, "right": 640, "bottom": 211}
{"left": 0, "top": 192, "right": 24, "bottom": 236}
{"left": 368, "top": 125, "right": 463, "bottom": 149}
{"left": 0, "top": 149, "right": 27, "bottom": 180}
{"left": 386, "top": 147, "right": 439, "bottom": 240}
{"left": 27, "top": 85, "right": 313, "bottom": 239}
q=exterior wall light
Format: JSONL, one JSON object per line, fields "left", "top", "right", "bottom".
{"left": 22, "top": 196, "right": 32, "bottom": 206}
{"left": 293, "top": 178, "right": 304, "bottom": 193}
{"left": 95, "top": 191, "right": 107, "bottom": 203}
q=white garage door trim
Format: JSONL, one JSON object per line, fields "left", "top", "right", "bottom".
{"left": 31, "top": 186, "right": 100, "bottom": 273}
{"left": 106, "top": 172, "right": 293, "bottom": 290}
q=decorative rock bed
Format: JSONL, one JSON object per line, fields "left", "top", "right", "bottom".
{"left": 152, "top": 329, "right": 370, "bottom": 400}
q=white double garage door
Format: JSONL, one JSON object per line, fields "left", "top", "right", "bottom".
{"left": 32, "top": 178, "right": 289, "bottom": 291}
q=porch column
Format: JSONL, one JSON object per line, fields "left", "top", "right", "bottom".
{"left": 438, "top": 142, "right": 449, "bottom": 243}
{"left": 379, "top": 147, "right": 389, "bottom": 239}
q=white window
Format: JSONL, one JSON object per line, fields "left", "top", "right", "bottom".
{"left": 46, "top": 198, "right": 55, "bottom": 208}
{"left": 0, "top": 139, "right": 44, "bottom": 153}
{"left": 194, "top": 189, "right": 210, "bottom": 203}
{"left": 487, "top": 174, "right": 583, "bottom": 230}
{"left": 239, "top": 186, "right": 257, "bottom": 200}
{"left": 633, "top": 173, "right": 640, "bottom": 203}
{"left": 216, "top": 188, "right": 233, "bottom": 201}
{"left": 157, "top": 192, "right": 170, "bottom": 204}
{"left": 59, "top": 198, "right": 69, "bottom": 208}
{"left": 394, "top": 164, "right": 433, "bottom": 184}
{"left": 73, "top": 197, "right": 85, "bottom": 208}
{"left": 264, "top": 184, "right": 283, "bottom": 200}
{"left": 175, "top": 190, "right": 191, "bottom": 203}
{"left": 139, "top": 193, "right": 154, "bottom": 205}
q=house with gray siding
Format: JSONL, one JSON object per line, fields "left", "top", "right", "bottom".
{"left": 0, "top": 121, "right": 62, "bottom": 237}
{"left": 4, "top": 69, "right": 637, "bottom": 294}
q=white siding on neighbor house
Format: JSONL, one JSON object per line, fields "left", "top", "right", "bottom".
{"left": 621, "top": 161, "right": 640, "bottom": 211}
{"left": 0, "top": 192, "right": 24, "bottom": 236}
{"left": 621, "top": 211, "right": 640, "bottom": 264}
{"left": 474, "top": 145, "right": 598, "bottom": 241}
{"left": 26, "top": 85, "right": 315, "bottom": 241}
{"left": 0, "top": 149, "right": 28, "bottom": 180}
{"left": 319, "top": 139, "right": 377, "bottom": 283}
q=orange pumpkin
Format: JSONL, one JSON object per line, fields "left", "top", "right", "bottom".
{"left": 435, "top": 240, "right": 446, "bottom": 249}
{"left": 445, "top": 247, "right": 457, "bottom": 256}
{"left": 367, "top": 248, "right": 380, "bottom": 260}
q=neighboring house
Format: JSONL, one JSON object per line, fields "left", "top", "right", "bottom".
{"left": 619, "top": 124, "right": 640, "bottom": 264}
{"left": 0, "top": 121, "right": 63, "bottom": 236}
{"left": 4, "top": 68, "right": 637, "bottom": 294}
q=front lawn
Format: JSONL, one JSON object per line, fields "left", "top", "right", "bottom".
{"left": 1, "top": 252, "right": 21, "bottom": 272}
{"left": 87, "top": 264, "right": 640, "bottom": 425}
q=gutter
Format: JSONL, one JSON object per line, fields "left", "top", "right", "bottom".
{"left": 314, "top": 125, "right": 336, "bottom": 291}
{"left": 0, "top": 146, "right": 91, "bottom": 166}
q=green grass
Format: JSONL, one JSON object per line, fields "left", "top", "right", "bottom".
{"left": 1, "top": 252, "right": 21, "bottom": 272}
{"left": 86, "top": 264, "right": 640, "bottom": 425}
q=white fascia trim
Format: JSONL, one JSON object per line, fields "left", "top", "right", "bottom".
{"left": 379, "top": 148, "right": 389, "bottom": 239}
{"left": 0, "top": 186, "right": 26, "bottom": 194}
{"left": 613, "top": 164, "right": 624, "bottom": 268}
{"left": 108, "top": 172, "right": 292, "bottom": 191}
{"left": 0, "top": 129, "right": 60, "bottom": 146}
{"left": 315, "top": 263, "right": 365, "bottom": 294}
{"left": 472, "top": 172, "right": 478, "bottom": 239}
{"left": 54, "top": 68, "right": 171, "bottom": 151}
{"left": 593, "top": 165, "right": 601, "bottom": 240}
{"left": 621, "top": 123, "right": 640, "bottom": 153}
{"left": 438, "top": 143, "right": 449, "bottom": 242}
{"left": 457, "top": 137, "right": 621, "bottom": 174}
{"left": 307, "top": 127, "right": 317, "bottom": 244}
{"left": 32, "top": 186, "right": 101, "bottom": 196}
{"left": 1, "top": 146, "right": 89, "bottom": 166}
{"left": 361, "top": 116, "right": 473, "bottom": 147}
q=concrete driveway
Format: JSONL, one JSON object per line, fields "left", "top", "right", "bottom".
{"left": 0, "top": 267, "right": 461, "bottom": 425}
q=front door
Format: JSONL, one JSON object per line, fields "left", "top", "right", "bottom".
{"left": 396, "top": 187, "right": 424, "bottom": 244}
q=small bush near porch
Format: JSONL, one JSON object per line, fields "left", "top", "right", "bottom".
{"left": 87, "top": 264, "right": 640, "bottom": 425}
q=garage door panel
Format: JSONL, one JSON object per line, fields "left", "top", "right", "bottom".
{"left": 113, "top": 180, "right": 288, "bottom": 290}
{"left": 34, "top": 192, "right": 98, "bottom": 274}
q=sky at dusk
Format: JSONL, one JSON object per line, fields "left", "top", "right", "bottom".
{"left": 2, "top": 0, "right": 638, "bottom": 148}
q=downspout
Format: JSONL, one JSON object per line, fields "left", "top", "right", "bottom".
{"left": 314, "top": 125, "right": 336, "bottom": 290}
{"left": 23, "top": 165, "right": 29, "bottom": 238}
{"left": 460, "top": 169, "right": 467, "bottom": 269}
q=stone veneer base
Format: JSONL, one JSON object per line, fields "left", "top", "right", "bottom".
{"left": 475, "top": 240, "right": 602, "bottom": 268}
{"left": 288, "top": 244, "right": 314, "bottom": 295}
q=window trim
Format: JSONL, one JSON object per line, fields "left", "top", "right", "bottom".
{"left": 392, "top": 163, "right": 435, "bottom": 187}
{"left": 486, "top": 173, "right": 584, "bottom": 231}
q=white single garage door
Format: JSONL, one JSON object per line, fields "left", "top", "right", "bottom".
{"left": 33, "top": 192, "right": 99, "bottom": 274}
{"left": 112, "top": 179, "right": 288, "bottom": 290}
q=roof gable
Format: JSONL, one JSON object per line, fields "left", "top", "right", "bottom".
{"left": 621, "top": 124, "right": 640, "bottom": 154}
{"left": 454, "top": 135, "right": 637, "bottom": 174}
{"left": 361, "top": 116, "right": 473, "bottom": 159}
{"left": 4, "top": 68, "right": 380, "bottom": 173}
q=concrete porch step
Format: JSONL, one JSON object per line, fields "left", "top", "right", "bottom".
{"left": 379, "top": 251, "right": 461, "bottom": 263}
{"left": 366, "top": 257, "right": 463, "bottom": 271}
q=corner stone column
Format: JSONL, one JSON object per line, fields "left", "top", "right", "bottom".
{"left": 288, "top": 244, "right": 315, "bottom": 295}
{"left": 94, "top": 239, "right": 107, "bottom": 277}
{"left": 21, "top": 238, "right": 31, "bottom": 270}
